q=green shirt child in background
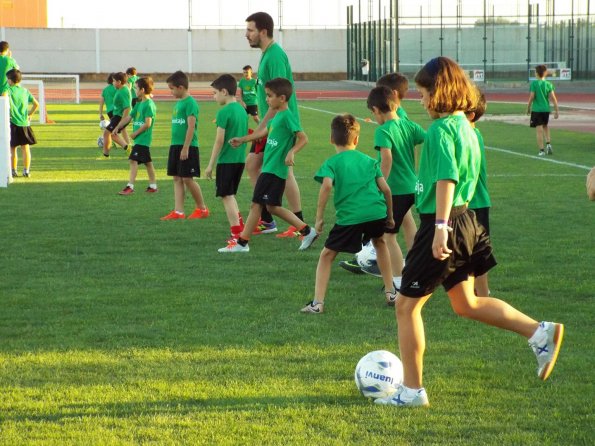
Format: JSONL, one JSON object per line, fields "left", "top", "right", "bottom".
{"left": 99, "top": 71, "right": 132, "bottom": 158}
{"left": 99, "top": 73, "right": 116, "bottom": 121}
{"left": 527, "top": 64, "right": 559, "bottom": 156}
{"left": 299, "top": 114, "right": 396, "bottom": 314}
{"left": 0, "top": 41, "right": 19, "bottom": 96}
{"left": 238, "top": 65, "right": 259, "bottom": 124}
{"left": 126, "top": 67, "right": 139, "bottom": 107}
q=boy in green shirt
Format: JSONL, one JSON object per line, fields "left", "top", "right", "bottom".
{"left": 238, "top": 65, "right": 259, "bottom": 124}
{"left": 219, "top": 77, "right": 317, "bottom": 253}
{"left": 205, "top": 74, "right": 249, "bottom": 240}
{"left": 99, "top": 73, "right": 116, "bottom": 121}
{"left": 7, "top": 69, "right": 38, "bottom": 177}
{"left": 300, "top": 114, "right": 396, "bottom": 314}
{"left": 114, "top": 77, "right": 158, "bottom": 195}
{"left": 101, "top": 72, "right": 131, "bottom": 158}
{"left": 0, "top": 41, "right": 19, "bottom": 96}
{"left": 526, "top": 64, "right": 559, "bottom": 156}
{"left": 126, "top": 67, "right": 139, "bottom": 108}
{"left": 161, "top": 70, "right": 209, "bottom": 221}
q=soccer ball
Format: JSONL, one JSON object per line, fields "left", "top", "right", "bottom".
{"left": 355, "top": 242, "right": 377, "bottom": 268}
{"left": 99, "top": 119, "right": 110, "bottom": 130}
{"left": 354, "top": 350, "right": 403, "bottom": 399}
{"left": 97, "top": 136, "right": 104, "bottom": 148}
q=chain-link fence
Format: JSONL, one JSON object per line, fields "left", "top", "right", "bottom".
{"left": 347, "top": 0, "right": 594, "bottom": 82}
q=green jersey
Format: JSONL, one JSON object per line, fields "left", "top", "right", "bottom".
{"left": 171, "top": 95, "right": 199, "bottom": 147}
{"left": 101, "top": 84, "right": 117, "bottom": 113}
{"left": 131, "top": 98, "right": 156, "bottom": 147}
{"left": 315, "top": 150, "right": 387, "bottom": 226}
{"left": 529, "top": 79, "right": 555, "bottom": 112}
{"left": 374, "top": 118, "right": 426, "bottom": 195}
{"left": 127, "top": 75, "right": 139, "bottom": 95}
{"left": 468, "top": 128, "right": 491, "bottom": 209}
{"left": 8, "top": 84, "right": 34, "bottom": 127}
{"left": 215, "top": 102, "right": 248, "bottom": 164}
{"left": 415, "top": 114, "right": 480, "bottom": 214}
{"left": 257, "top": 42, "right": 300, "bottom": 123}
{"left": 397, "top": 106, "right": 408, "bottom": 119}
{"left": 238, "top": 78, "right": 257, "bottom": 106}
{"left": 262, "top": 109, "right": 301, "bottom": 179}
{"left": 0, "top": 54, "right": 18, "bottom": 95}
{"left": 113, "top": 86, "right": 131, "bottom": 117}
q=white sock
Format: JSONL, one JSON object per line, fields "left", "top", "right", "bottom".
{"left": 175, "top": 210, "right": 184, "bottom": 215}
{"left": 149, "top": 183, "right": 157, "bottom": 189}
{"left": 127, "top": 183, "right": 134, "bottom": 189}
{"left": 393, "top": 276, "right": 402, "bottom": 289}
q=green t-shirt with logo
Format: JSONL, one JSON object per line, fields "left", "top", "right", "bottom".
{"left": 215, "top": 101, "right": 247, "bottom": 164}
{"left": 238, "top": 78, "right": 257, "bottom": 106}
{"left": 468, "top": 128, "right": 491, "bottom": 209}
{"left": 415, "top": 114, "right": 480, "bottom": 214}
{"left": 171, "top": 95, "right": 199, "bottom": 147}
{"left": 257, "top": 43, "right": 300, "bottom": 124}
{"left": 315, "top": 150, "right": 387, "bottom": 226}
{"left": 530, "top": 79, "right": 554, "bottom": 112}
{"left": 262, "top": 109, "right": 301, "bottom": 180}
{"left": 374, "top": 118, "right": 426, "bottom": 195}
{"left": 0, "top": 55, "right": 18, "bottom": 95}
{"left": 113, "top": 86, "right": 132, "bottom": 117}
{"left": 131, "top": 98, "right": 156, "bottom": 147}
{"left": 127, "top": 75, "right": 139, "bottom": 96}
{"left": 101, "top": 84, "right": 117, "bottom": 113}
{"left": 8, "top": 84, "right": 34, "bottom": 127}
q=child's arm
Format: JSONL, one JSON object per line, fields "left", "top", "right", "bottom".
{"left": 205, "top": 127, "right": 225, "bottom": 179}
{"left": 315, "top": 177, "right": 332, "bottom": 234}
{"left": 379, "top": 148, "right": 392, "bottom": 179}
{"left": 550, "top": 91, "right": 559, "bottom": 119}
{"left": 28, "top": 97, "right": 39, "bottom": 119}
{"left": 113, "top": 113, "right": 133, "bottom": 135}
{"left": 376, "top": 176, "right": 395, "bottom": 229}
{"left": 285, "top": 131, "right": 308, "bottom": 166}
{"left": 99, "top": 96, "right": 106, "bottom": 121}
{"left": 433, "top": 179, "right": 455, "bottom": 260}
{"left": 180, "top": 115, "right": 196, "bottom": 160}
{"left": 130, "top": 116, "right": 152, "bottom": 140}
{"left": 229, "top": 125, "right": 268, "bottom": 147}
{"left": 526, "top": 92, "right": 535, "bottom": 115}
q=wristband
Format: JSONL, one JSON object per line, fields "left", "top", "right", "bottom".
{"left": 435, "top": 219, "right": 448, "bottom": 225}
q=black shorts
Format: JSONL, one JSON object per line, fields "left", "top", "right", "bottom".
{"left": 252, "top": 172, "right": 285, "bottom": 206}
{"left": 400, "top": 206, "right": 497, "bottom": 297}
{"left": 129, "top": 144, "right": 152, "bottom": 165}
{"left": 10, "top": 123, "right": 37, "bottom": 147}
{"left": 216, "top": 163, "right": 245, "bottom": 197}
{"left": 530, "top": 111, "right": 550, "bottom": 127}
{"left": 245, "top": 105, "right": 258, "bottom": 116}
{"left": 107, "top": 111, "right": 113, "bottom": 119}
{"left": 106, "top": 115, "right": 128, "bottom": 133}
{"left": 325, "top": 218, "right": 387, "bottom": 254}
{"left": 470, "top": 207, "right": 490, "bottom": 235}
{"left": 385, "top": 193, "right": 415, "bottom": 234}
{"left": 167, "top": 145, "right": 201, "bottom": 177}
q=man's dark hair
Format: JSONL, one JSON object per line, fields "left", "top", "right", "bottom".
{"left": 246, "top": 12, "right": 274, "bottom": 37}
{"left": 166, "top": 70, "right": 189, "bottom": 89}
{"left": 211, "top": 74, "right": 237, "bottom": 96}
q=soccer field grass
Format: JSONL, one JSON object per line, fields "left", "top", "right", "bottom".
{"left": 1, "top": 99, "right": 594, "bottom": 445}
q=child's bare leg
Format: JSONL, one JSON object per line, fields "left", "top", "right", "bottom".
{"left": 145, "top": 162, "right": 156, "bottom": 184}
{"left": 21, "top": 145, "right": 31, "bottom": 171}
{"left": 129, "top": 160, "right": 139, "bottom": 184}
{"left": 543, "top": 125, "right": 551, "bottom": 143}
{"left": 474, "top": 273, "right": 490, "bottom": 297}
{"left": 536, "top": 125, "right": 544, "bottom": 150}
{"left": 285, "top": 167, "right": 302, "bottom": 214}
{"left": 102, "top": 130, "right": 112, "bottom": 156}
{"left": 245, "top": 152, "right": 263, "bottom": 186}
{"left": 120, "top": 128, "right": 131, "bottom": 146}
{"left": 314, "top": 248, "right": 339, "bottom": 303}
{"left": 372, "top": 236, "right": 395, "bottom": 292}
{"left": 384, "top": 233, "right": 404, "bottom": 276}
{"left": 266, "top": 205, "right": 305, "bottom": 229}
{"left": 111, "top": 132, "right": 127, "bottom": 149}
{"left": 239, "top": 202, "right": 264, "bottom": 239}
{"left": 447, "top": 278, "right": 538, "bottom": 338}
{"left": 222, "top": 195, "right": 240, "bottom": 227}
{"left": 173, "top": 176, "right": 185, "bottom": 213}
{"left": 183, "top": 177, "right": 207, "bottom": 210}
{"left": 401, "top": 210, "right": 417, "bottom": 250}
{"left": 10, "top": 146, "right": 17, "bottom": 170}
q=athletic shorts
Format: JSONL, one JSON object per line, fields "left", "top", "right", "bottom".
{"left": 400, "top": 206, "right": 497, "bottom": 297}
{"left": 10, "top": 123, "right": 37, "bottom": 147}
{"left": 129, "top": 144, "right": 152, "bottom": 165}
{"left": 216, "top": 163, "right": 245, "bottom": 197}
{"left": 106, "top": 115, "right": 128, "bottom": 133}
{"left": 325, "top": 218, "right": 387, "bottom": 254}
{"left": 470, "top": 207, "right": 490, "bottom": 235}
{"left": 167, "top": 145, "right": 200, "bottom": 177}
{"left": 385, "top": 193, "right": 415, "bottom": 234}
{"left": 530, "top": 111, "right": 550, "bottom": 127}
{"left": 107, "top": 111, "right": 113, "bottom": 119}
{"left": 252, "top": 172, "right": 285, "bottom": 207}
{"left": 245, "top": 105, "right": 258, "bottom": 116}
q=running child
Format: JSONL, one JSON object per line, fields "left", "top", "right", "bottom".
{"left": 238, "top": 65, "right": 259, "bottom": 124}
{"left": 99, "top": 73, "right": 116, "bottom": 121}
{"left": 161, "top": 70, "right": 209, "bottom": 220}
{"left": 218, "top": 77, "right": 317, "bottom": 253}
{"left": 205, "top": 74, "right": 248, "bottom": 240}
{"left": 375, "top": 57, "right": 564, "bottom": 408}
{"left": 300, "top": 114, "right": 396, "bottom": 314}
{"left": 7, "top": 69, "right": 38, "bottom": 178}
{"left": 527, "top": 64, "right": 559, "bottom": 156}
{"left": 114, "top": 76, "right": 158, "bottom": 195}
{"left": 100, "top": 72, "right": 131, "bottom": 158}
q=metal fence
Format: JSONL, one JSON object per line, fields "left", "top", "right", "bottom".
{"left": 347, "top": 0, "right": 594, "bottom": 82}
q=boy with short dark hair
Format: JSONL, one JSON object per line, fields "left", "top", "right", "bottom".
{"left": 7, "top": 69, "right": 38, "bottom": 177}
{"left": 238, "top": 65, "right": 259, "bottom": 124}
{"left": 114, "top": 76, "right": 158, "bottom": 195}
{"left": 300, "top": 114, "right": 396, "bottom": 313}
{"left": 205, "top": 74, "right": 248, "bottom": 239}
{"left": 126, "top": 67, "right": 139, "bottom": 108}
{"left": 527, "top": 64, "right": 559, "bottom": 156}
{"left": 0, "top": 41, "right": 19, "bottom": 96}
{"left": 100, "top": 72, "right": 131, "bottom": 158}
{"left": 161, "top": 70, "right": 209, "bottom": 221}
{"left": 377, "top": 72, "right": 410, "bottom": 120}
{"left": 219, "top": 77, "right": 317, "bottom": 253}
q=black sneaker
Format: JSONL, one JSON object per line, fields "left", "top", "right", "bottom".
{"left": 361, "top": 262, "right": 382, "bottom": 278}
{"left": 339, "top": 258, "right": 364, "bottom": 274}
{"left": 22, "top": 171, "right": 30, "bottom": 178}
{"left": 11, "top": 169, "right": 18, "bottom": 178}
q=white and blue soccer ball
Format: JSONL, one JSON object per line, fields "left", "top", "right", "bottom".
{"left": 99, "top": 119, "right": 110, "bottom": 130}
{"left": 355, "top": 241, "right": 377, "bottom": 268}
{"left": 97, "top": 136, "right": 104, "bottom": 148}
{"left": 354, "top": 350, "right": 403, "bottom": 399}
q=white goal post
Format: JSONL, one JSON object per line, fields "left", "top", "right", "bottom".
{"left": 0, "top": 96, "right": 11, "bottom": 187}
{"left": 22, "top": 74, "right": 80, "bottom": 104}
{"left": 20, "top": 80, "right": 46, "bottom": 124}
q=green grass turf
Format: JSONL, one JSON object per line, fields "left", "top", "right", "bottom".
{"left": 1, "top": 99, "right": 593, "bottom": 445}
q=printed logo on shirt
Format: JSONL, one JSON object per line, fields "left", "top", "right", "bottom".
{"left": 172, "top": 118, "right": 186, "bottom": 125}
{"left": 415, "top": 181, "right": 424, "bottom": 194}
{"left": 266, "top": 138, "right": 278, "bottom": 148}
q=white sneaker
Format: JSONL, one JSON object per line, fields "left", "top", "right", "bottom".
{"left": 300, "top": 301, "right": 324, "bottom": 314}
{"left": 546, "top": 143, "right": 553, "bottom": 155}
{"left": 385, "top": 288, "right": 398, "bottom": 306}
{"left": 218, "top": 240, "right": 249, "bottom": 253}
{"left": 538, "top": 149, "right": 546, "bottom": 156}
{"left": 298, "top": 229, "right": 319, "bottom": 251}
{"left": 528, "top": 321, "right": 564, "bottom": 381}
{"left": 374, "top": 384, "right": 429, "bottom": 407}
